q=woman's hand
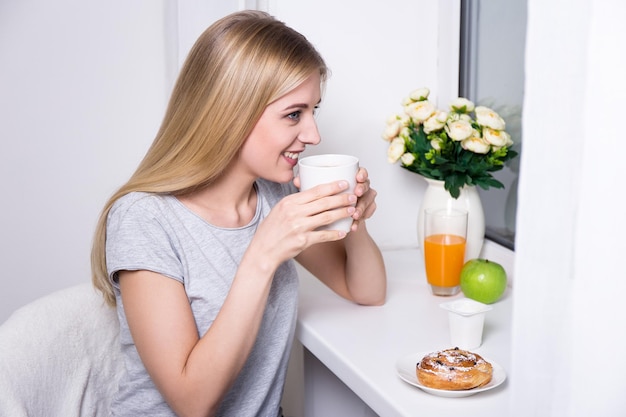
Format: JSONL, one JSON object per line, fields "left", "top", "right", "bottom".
{"left": 249, "top": 180, "right": 357, "bottom": 269}
{"left": 293, "top": 165, "right": 386, "bottom": 306}
{"left": 293, "top": 166, "right": 378, "bottom": 232}
{"left": 349, "top": 167, "right": 377, "bottom": 231}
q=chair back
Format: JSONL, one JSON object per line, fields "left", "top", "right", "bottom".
{"left": 0, "top": 283, "right": 123, "bottom": 417}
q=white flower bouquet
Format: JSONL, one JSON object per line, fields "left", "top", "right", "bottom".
{"left": 382, "top": 88, "right": 518, "bottom": 198}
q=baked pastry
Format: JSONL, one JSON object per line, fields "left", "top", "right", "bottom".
{"left": 416, "top": 347, "right": 493, "bottom": 390}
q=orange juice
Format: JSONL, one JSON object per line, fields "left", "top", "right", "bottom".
{"left": 424, "top": 234, "right": 466, "bottom": 288}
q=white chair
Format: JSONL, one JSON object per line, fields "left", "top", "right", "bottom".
{"left": 0, "top": 283, "right": 123, "bottom": 417}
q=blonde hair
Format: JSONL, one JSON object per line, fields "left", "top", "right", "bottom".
{"left": 92, "top": 10, "right": 328, "bottom": 306}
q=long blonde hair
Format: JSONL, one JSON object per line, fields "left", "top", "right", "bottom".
{"left": 92, "top": 10, "right": 328, "bottom": 306}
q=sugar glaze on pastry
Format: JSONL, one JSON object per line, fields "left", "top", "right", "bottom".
{"left": 416, "top": 347, "right": 493, "bottom": 390}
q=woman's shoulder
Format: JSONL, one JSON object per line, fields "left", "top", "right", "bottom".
{"left": 109, "top": 192, "right": 172, "bottom": 221}
{"left": 112, "top": 191, "right": 157, "bottom": 210}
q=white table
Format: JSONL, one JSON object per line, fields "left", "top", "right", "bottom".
{"left": 296, "top": 248, "right": 512, "bottom": 417}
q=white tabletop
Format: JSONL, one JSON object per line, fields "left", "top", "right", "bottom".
{"left": 296, "top": 248, "right": 512, "bottom": 417}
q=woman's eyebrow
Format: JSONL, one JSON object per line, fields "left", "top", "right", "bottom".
{"left": 282, "top": 99, "right": 321, "bottom": 112}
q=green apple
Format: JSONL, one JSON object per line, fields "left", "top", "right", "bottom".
{"left": 460, "top": 259, "right": 507, "bottom": 304}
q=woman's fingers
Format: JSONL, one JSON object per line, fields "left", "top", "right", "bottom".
{"left": 285, "top": 190, "right": 356, "bottom": 232}
{"left": 354, "top": 167, "right": 369, "bottom": 197}
{"left": 296, "top": 180, "right": 349, "bottom": 201}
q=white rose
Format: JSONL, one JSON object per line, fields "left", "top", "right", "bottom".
{"left": 447, "top": 112, "right": 471, "bottom": 123}
{"left": 400, "top": 152, "right": 416, "bottom": 166}
{"left": 401, "top": 96, "right": 413, "bottom": 106}
{"left": 445, "top": 119, "right": 473, "bottom": 141}
{"left": 398, "top": 126, "right": 411, "bottom": 140}
{"left": 386, "top": 113, "right": 411, "bottom": 126}
{"left": 387, "top": 137, "right": 406, "bottom": 163}
{"left": 409, "top": 87, "right": 430, "bottom": 102}
{"left": 385, "top": 114, "right": 398, "bottom": 124}
{"left": 491, "top": 135, "right": 514, "bottom": 151}
{"left": 450, "top": 97, "right": 475, "bottom": 113}
{"left": 398, "top": 113, "right": 411, "bottom": 126}
{"left": 475, "top": 106, "right": 506, "bottom": 130}
{"left": 423, "top": 110, "right": 448, "bottom": 133}
{"left": 461, "top": 135, "right": 491, "bottom": 154}
{"left": 504, "top": 132, "right": 514, "bottom": 147}
{"left": 483, "top": 128, "right": 512, "bottom": 147}
{"left": 382, "top": 119, "right": 403, "bottom": 141}
{"left": 430, "top": 138, "right": 443, "bottom": 150}
{"left": 404, "top": 100, "right": 435, "bottom": 123}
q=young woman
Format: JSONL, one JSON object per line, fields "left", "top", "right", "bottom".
{"left": 91, "top": 10, "right": 386, "bottom": 417}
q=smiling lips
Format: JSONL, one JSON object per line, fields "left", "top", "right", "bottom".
{"left": 283, "top": 151, "right": 300, "bottom": 166}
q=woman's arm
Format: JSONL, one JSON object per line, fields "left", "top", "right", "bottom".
{"left": 118, "top": 248, "right": 276, "bottom": 417}
{"left": 295, "top": 223, "right": 387, "bottom": 305}
{"left": 295, "top": 167, "right": 387, "bottom": 305}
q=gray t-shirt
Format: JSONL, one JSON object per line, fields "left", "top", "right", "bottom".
{"left": 106, "top": 179, "right": 298, "bottom": 417}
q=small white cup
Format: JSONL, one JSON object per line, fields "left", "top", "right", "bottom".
{"left": 440, "top": 298, "right": 493, "bottom": 350}
{"left": 298, "top": 154, "right": 359, "bottom": 232}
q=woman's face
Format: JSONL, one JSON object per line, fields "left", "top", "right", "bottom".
{"left": 239, "top": 72, "right": 322, "bottom": 183}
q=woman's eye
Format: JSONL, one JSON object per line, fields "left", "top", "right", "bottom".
{"left": 287, "top": 111, "right": 301, "bottom": 121}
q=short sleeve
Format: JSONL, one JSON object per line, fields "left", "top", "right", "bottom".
{"left": 105, "top": 193, "right": 184, "bottom": 287}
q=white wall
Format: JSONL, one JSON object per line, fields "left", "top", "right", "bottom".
{"left": 1, "top": 0, "right": 171, "bottom": 319}
{"left": 0, "top": 0, "right": 452, "bottom": 321}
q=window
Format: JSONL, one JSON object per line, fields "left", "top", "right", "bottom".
{"left": 459, "top": 0, "right": 527, "bottom": 250}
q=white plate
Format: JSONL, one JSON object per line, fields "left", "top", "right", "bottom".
{"left": 395, "top": 351, "right": 507, "bottom": 398}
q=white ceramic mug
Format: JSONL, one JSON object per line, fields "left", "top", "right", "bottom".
{"left": 298, "top": 154, "right": 359, "bottom": 232}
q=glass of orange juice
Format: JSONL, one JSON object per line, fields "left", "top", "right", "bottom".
{"left": 423, "top": 208, "right": 468, "bottom": 296}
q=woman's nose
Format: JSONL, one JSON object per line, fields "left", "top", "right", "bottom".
{"left": 298, "top": 117, "right": 321, "bottom": 145}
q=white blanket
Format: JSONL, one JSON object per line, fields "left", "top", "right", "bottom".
{"left": 0, "top": 283, "right": 123, "bottom": 417}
